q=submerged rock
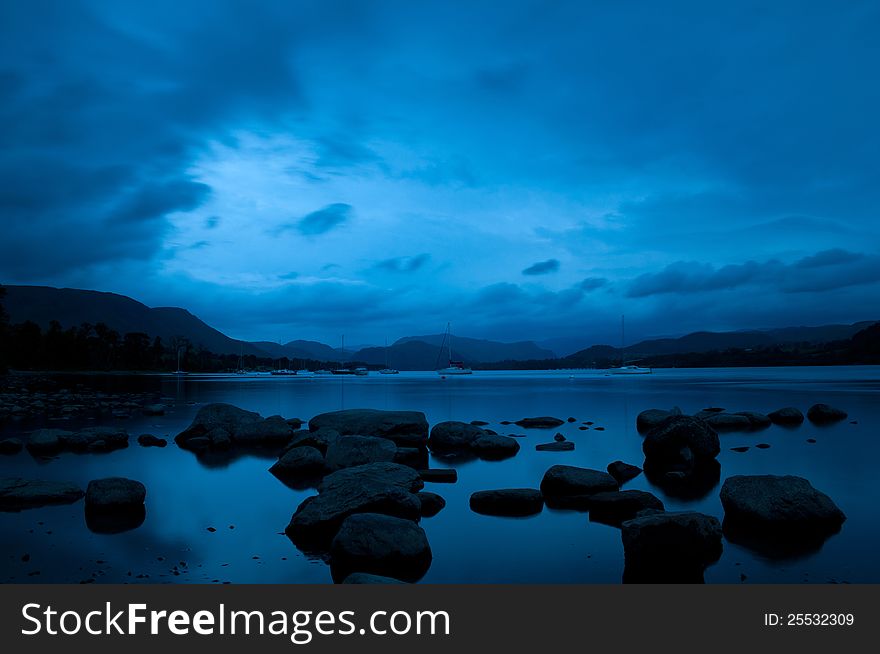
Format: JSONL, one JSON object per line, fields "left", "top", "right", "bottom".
{"left": 0, "top": 478, "right": 84, "bottom": 511}
{"left": 330, "top": 513, "right": 432, "bottom": 583}
{"left": 341, "top": 572, "right": 406, "bottom": 584}
{"left": 806, "top": 404, "right": 848, "bottom": 424}
{"left": 702, "top": 413, "right": 753, "bottom": 432}
{"left": 137, "top": 434, "right": 167, "bottom": 447}
{"left": 588, "top": 490, "right": 664, "bottom": 526}
{"left": 768, "top": 407, "right": 804, "bottom": 426}
{"left": 0, "top": 438, "right": 23, "bottom": 455}
{"left": 606, "top": 460, "right": 642, "bottom": 484}
{"left": 720, "top": 475, "right": 845, "bottom": 558}
{"left": 621, "top": 511, "right": 722, "bottom": 583}
{"left": 27, "top": 427, "right": 128, "bottom": 455}
{"left": 540, "top": 465, "right": 618, "bottom": 509}
{"left": 733, "top": 411, "right": 772, "bottom": 430}
{"left": 416, "top": 491, "right": 446, "bottom": 517}
{"left": 469, "top": 489, "right": 544, "bottom": 517}
{"left": 514, "top": 416, "right": 565, "bottom": 429}
{"left": 176, "top": 403, "right": 293, "bottom": 449}
{"left": 308, "top": 409, "right": 429, "bottom": 447}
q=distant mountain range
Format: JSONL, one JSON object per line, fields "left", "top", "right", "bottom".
{"left": 2, "top": 284, "right": 876, "bottom": 369}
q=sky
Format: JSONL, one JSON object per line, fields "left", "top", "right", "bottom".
{"left": 1, "top": 0, "right": 879, "bottom": 347}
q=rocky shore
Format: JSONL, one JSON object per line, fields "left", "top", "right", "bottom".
{"left": 0, "top": 395, "right": 852, "bottom": 584}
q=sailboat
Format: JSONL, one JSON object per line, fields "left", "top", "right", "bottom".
{"left": 436, "top": 323, "right": 472, "bottom": 375}
{"left": 332, "top": 335, "right": 355, "bottom": 375}
{"left": 379, "top": 337, "right": 399, "bottom": 374}
{"left": 235, "top": 343, "right": 246, "bottom": 374}
{"left": 610, "top": 315, "right": 652, "bottom": 374}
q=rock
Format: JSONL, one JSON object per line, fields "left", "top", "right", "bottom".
{"left": 588, "top": 490, "right": 665, "bottom": 526}
{"left": 85, "top": 477, "right": 146, "bottom": 509}
{"left": 806, "top": 404, "right": 848, "bottom": 424}
{"left": 137, "top": 434, "right": 167, "bottom": 447}
{"left": 720, "top": 475, "right": 845, "bottom": 557}
{"left": 233, "top": 415, "right": 294, "bottom": 445}
{"left": 418, "top": 469, "right": 457, "bottom": 483}
{"left": 285, "top": 428, "right": 340, "bottom": 455}
{"left": 330, "top": 513, "right": 432, "bottom": 583}
{"left": 428, "top": 421, "right": 485, "bottom": 452}
{"left": 0, "top": 438, "right": 23, "bottom": 454}
{"left": 567, "top": 417, "right": 576, "bottom": 423}
{"left": 320, "top": 462, "right": 423, "bottom": 494}
{"left": 206, "top": 427, "right": 232, "bottom": 449}
{"left": 185, "top": 436, "right": 212, "bottom": 452}
{"left": 469, "top": 489, "right": 544, "bottom": 517}
{"left": 733, "top": 411, "right": 772, "bottom": 430}
{"left": 540, "top": 465, "right": 618, "bottom": 509}
{"left": 636, "top": 409, "right": 674, "bottom": 433}
{"left": 0, "top": 478, "right": 84, "bottom": 511}
{"left": 341, "top": 572, "right": 406, "bottom": 584}
{"left": 606, "top": 461, "right": 642, "bottom": 484}
{"left": 730, "top": 446, "right": 750, "bottom": 453}
{"left": 27, "top": 427, "right": 128, "bottom": 455}
{"left": 554, "top": 433, "right": 566, "bottom": 442}
{"left": 514, "top": 416, "right": 565, "bottom": 429}
{"left": 287, "top": 463, "right": 424, "bottom": 550}
{"left": 621, "top": 512, "right": 723, "bottom": 582}
{"left": 308, "top": 409, "right": 429, "bottom": 447}
{"left": 768, "top": 407, "right": 804, "bottom": 426}
{"left": 642, "top": 458, "right": 721, "bottom": 500}
{"left": 701, "top": 407, "right": 726, "bottom": 414}
{"left": 393, "top": 447, "right": 429, "bottom": 469}
{"left": 470, "top": 434, "right": 520, "bottom": 460}
{"left": 642, "top": 416, "right": 720, "bottom": 464}
{"left": 417, "top": 491, "right": 446, "bottom": 517}
{"left": 702, "top": 413, "right": 753, "bottom": 432}
{"left": 142, "top": 404, "right": 165, "bottom": 416}
{"left": 470, "top": 420, "right": 489, "bottom": 426}
{"left": 286, "top": 418, "right": 304, "bottom": 430}
{"left": 535, "top": 441, "right": 575, "bottom": 452}
{"left": 176, "top": 403, "right": 262, "bottom": 446}
{"left": 324, "top": 435, "right": 397, "bottom": 471}
{"left": 755, "top": 443, "right": 771, "bottom": 449}
{"left": 269, "top": 445, "right": 326, "bottom": 483}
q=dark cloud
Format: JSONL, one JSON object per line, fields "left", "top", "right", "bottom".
{"left": 579, "top": 277, "right": 608, "bottom": 292}
{"left": 204, "top": 216, "right": 221, "bottom": 229}
{"left": 374, "top": 254, "right": 431, "bottom": 273}
{"left": 522, "top": 259, "right": 561, "bottom": 276}
{"left": 628, "top": 250, "right": 880, "bottom": 297}
{"left": 275, "top": 203, "right": 352, "bottom": 236}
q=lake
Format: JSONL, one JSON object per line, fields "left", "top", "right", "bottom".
{"left": 2, "top": 366, "right": 878, "bottom": 584}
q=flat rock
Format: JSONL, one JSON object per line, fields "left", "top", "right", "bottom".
{"left": 330, "top": 513, "right": 432, "bottom": 583}
{"left": 469, "top": 489, "right": 544, "bottom": 516}
{"left": 606, "top": 460, "right": 642, "bottom": 484}
{"left": 540, "top": 465, "right": 618, "bottom": 509}
{"left": 308, "top": 409, "right": 429, "bottom": 446}
{"left": 176, "top": 403, "right": 262, "bottom": 446}
{"left": 417, "top": 491, "right": 446, "bottom": 517}
{"left": 319, "top": 462, "right": 423, "bottom": 494}
{"left": 324, "top": 435, "right": 397, "bottom": 471}
{"left": 470, "top": 434, "right": 520, "bottom": 460}
{"left": 27, "top": 427, "right": 128, "bottom": 455}
{"left": 0, "top": 478, "right": 84, "bottom": 511}
{"left": 806, "top": 403, "right": 848, "bottom": 424}
{"left": 588, "top": 490, "right": 664, "bottom": 526}
{"left": 85, "top": 477, "right": 146, "bottom": 509}
{"left": 702, "top": 413, "right": 753, "bottom": 432}
{"left": 418, "top": 469, "right": 457, "bottom": 483}
{"left": 768, "top": 407, "right": 804, "bottom": 426}
{"left": 621, "top": 511, "right": 722, "bottom": 582}
{"left": 535, "top": 441, "right": 575, "bottom": 452}
{"left": 428, "top": 421, "right": 485, "bottom": 452}
{"left": 514, "top": 416, "right": 565, "bottom": 429}
{"left": 233, "top": 414, "right": 294, "bottom": 445}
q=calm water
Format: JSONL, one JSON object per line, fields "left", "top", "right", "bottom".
{"left": 2, "top": 367, "right": 879, "bottom": 584}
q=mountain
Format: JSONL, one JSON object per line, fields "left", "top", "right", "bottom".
{"left": 1, "top": 285, "right": 267, "bottom": 357}
{"left": 394, "top": 334, "right": 555, "bottom": 363}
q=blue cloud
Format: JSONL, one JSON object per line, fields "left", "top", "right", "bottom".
{"left": 293, "top": 203, "right": 352, "bottom": 236}
{"left": 374, "top": 254, "right": 431, "bottom": 273}
{"left": 522, "top": 259, "right": 560, "bottom": 276}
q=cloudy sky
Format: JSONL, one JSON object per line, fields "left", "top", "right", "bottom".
{"left": 1, "top": 0, "right": 879, "bottom": 347}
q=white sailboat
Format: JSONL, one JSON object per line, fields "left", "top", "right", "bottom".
{"left": 437, "top": 323, "right": 472, "bottom": 375}
{"left": 332, "top": 335, "right": 355, "bottom": 375}
{"left": 379, "top": 337, "right": 399, "bottom": 374}
{"left": 610, "top": 315, "right": 652, "bottom": 374}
